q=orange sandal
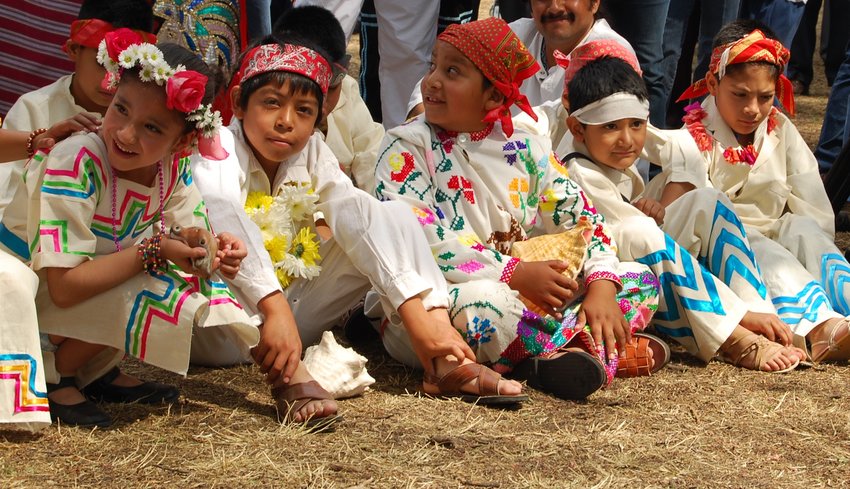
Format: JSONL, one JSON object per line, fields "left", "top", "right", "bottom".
{"left": 616, "top": 333, "right": 670, "bottom": 378}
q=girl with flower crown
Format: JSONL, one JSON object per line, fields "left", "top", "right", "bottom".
{"left": 189, "top": 35, "right": 528, "bottom": 427}
{"left": 659, "top": 20, "right": 850, "bottom": 364}
{"left": 0, "top": 30, "right": 259, "bottom": 428}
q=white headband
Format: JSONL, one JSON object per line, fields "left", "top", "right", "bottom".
{"left": 570, "top": 92, "right": 650, "bottom": 125}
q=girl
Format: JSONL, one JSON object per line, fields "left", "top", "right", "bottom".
{"left": 374, "top": 18, "right": 660, "bottom": 401}
{"left": 190, "top": 35, "right": 527, "bottom": 426}
{"left": 0, "top": 31, "right": 258, "bottom": 428}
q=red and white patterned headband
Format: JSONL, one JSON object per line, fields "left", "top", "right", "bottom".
{"left": 233, "top": 43, "right": 332, "bottom": 95}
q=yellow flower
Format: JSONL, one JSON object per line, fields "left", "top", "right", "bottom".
{"left": 244, "top": 191, "right": 273, "bottom": 215}
{"left": 508, "top": 177, "right": 529, "bottom": 208}
{"left": 264, "top": 234, "right": 289, "bottom": 263}
{"left": 275, "top": 267, "right": 292, "bottom": 289}
{"left": 290, "top": 227, "right": 321, "bottom": 267}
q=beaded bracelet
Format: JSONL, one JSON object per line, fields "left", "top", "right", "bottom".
{"left": 138, "top": 233, "right": 165, "bottom": 276}
{"left": 26, "top": 128, "right": 48, "bottom": 157}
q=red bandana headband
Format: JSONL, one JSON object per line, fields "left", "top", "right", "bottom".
{"left": 437, "top": 17, "right": 540, "bottom": 137}
{"left": 677, "top": 29, "right": 795, "bottom": 117}
{"left": 63, "top": 19, "right": 156, "bottom": 55}
{"left": 554, "top": 39, "right": 641, "bottom": 100}
{"left": 231, "top": 43, "right": 332, "bottom": 95}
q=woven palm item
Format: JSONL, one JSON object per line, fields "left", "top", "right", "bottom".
{"left": 509, "top": 217, "right": 592, "bottom": 316}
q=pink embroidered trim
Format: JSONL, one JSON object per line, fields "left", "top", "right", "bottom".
{"left": 585, "top": 270, "right": 621, "bottom": 288}
{"left": 500, "top": 257, "right": 520, "bottom": 283}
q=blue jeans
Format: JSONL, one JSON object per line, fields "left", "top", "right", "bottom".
{"left": 604, "top": 0, "right": 671, "bottom": 127}
{"left": 815, "top": 39, "right": 850, "bottom": 172}
{"left": 739, "top": 0, "right": 806, "bottom": 49}
{"left": 246, "top": 0, "right": 272, "bottom": 41}
{"left": 660, "top": 0, "right": 740, "bottom": 127}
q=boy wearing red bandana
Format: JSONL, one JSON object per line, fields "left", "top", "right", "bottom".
{"left": 375, "top": 18, "right": 661, "bottom": 401}
{"left": 0, "top": 0, "right": 155, "bottom": 221}
{"left": 664, "top": 20, "right": 850, "bottom": 363}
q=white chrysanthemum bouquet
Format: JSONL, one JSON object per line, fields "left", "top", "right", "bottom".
{"left": 244, "top": 186, "right": 322, "bottom": 289}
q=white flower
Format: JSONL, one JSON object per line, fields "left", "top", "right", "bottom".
{"left": 139, "top": 66, "right": 154, "bottom": 82}
{"left": 118, "top": 45, "right": 140, "bottom": 69}
{"left": 278, "top": 185, "right": 318, "bottom": 222}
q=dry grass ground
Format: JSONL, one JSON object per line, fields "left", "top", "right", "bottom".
{"left": 3, "top": 4, "right": 849, "bottom": 488}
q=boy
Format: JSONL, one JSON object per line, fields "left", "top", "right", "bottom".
{"left": 374, "top": 18, "right": 661, "bottom": 401}
{"left": 0, "top": 0, "right": 155, "bottom": 219}
{"left": 667, "top": 20, "right": 850, "bottom": 362}
{"left": 273, "top": 6, "right": 385, "bottom": 194}
{"left": 559, "top": 51, "right": 804, "bottom": 371}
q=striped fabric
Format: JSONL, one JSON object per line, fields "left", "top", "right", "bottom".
{"left": 0, "top": 0, "right": 81, "bottom": 118}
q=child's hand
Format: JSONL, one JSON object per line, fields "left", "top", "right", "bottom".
{"left": 160, "top": 235, "right": 212, "bottom": 277}
{"left": 35, "top": 113, "right": 101, "bottom": 152}
{"left": 252, "top": 310, "right": 302, "bottom": 385}
{"left": 215, "top": 232, "right": 247, "bottom": 280}
{"left": 509, "top": 260, "right": 579, "bottom": 318}
{"left": 407, "top": 315, "right": 476, "bottom": 371}
{"left": 740, "top": 311, "right": 794, "bottom": 346}
{"left": 632, "top": 198, "right": 665, "bottom": 225}
{"left": 576, "top": 279, "right": 630, "bottom": 361}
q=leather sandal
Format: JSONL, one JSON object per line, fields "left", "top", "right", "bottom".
{"left": 616, "top": 333, "right": 670, "bottom": 378}
{"left": 810, "top": 318, "right": 850, "bottom": 363}
{"left": 717, "top": 334, "right": 799, "bottom": 373}
{"left": 48, "top": 376, "right": 112, "bottom": 428}
{"left": 271, "top": 380, "right": 341, "bottom": 430}
{"left": 421, "top": 362, "right": 528, "bottom": 405}
{"left": 83, "top": 367, "right": 180, "bottom": 405}
{"left": 510, "top": 349, "right": 606, "bottom": 401}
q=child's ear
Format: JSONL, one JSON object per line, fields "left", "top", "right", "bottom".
{"left": 483, "top": 86, "right": 506, "bottom": 112}
{"left": 171, "top": 131, "right": 196, "bottom": 155}
{"left": 66, "top": 41, "right": 82, "bottom": 62}
{"left": 566, "top": 116, "right": 585, "bottom": 142}
{"left": 561, "top": 93, "right": 570, "bottom": 112}
{"left": 230, "top": 85, "right": 244, "bottom": 120}
{"left": 706, "top": 72, "right": 720, "bottom": 96}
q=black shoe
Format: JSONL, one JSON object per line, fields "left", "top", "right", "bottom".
{"left": 83, "top": 367, "right": 180, "bottom": 405}
{"left": 510, "top": 350, "right": 606, "bottom": 401}
{"left": 341, "top": 302, "right": 380, "bottom": 344}
{"left": 47, "top": 377, "right": 112, "bottom": 428}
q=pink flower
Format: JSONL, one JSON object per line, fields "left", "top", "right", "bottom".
{"left": 104, "top": 28, "right": 144, "bottom": 61}
{"left": 166, "top": 71, "right": 208, "bottom": 113}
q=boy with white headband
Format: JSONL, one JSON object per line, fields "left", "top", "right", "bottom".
{"left": 664, "top": 20, "right": 850, "bottom": 363}
{"left": 561, "top": 52, "right": 805, "bottom": 372}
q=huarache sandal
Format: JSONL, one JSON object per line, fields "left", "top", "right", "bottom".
{"left": 421, "top": 362, "right": 528, "bottom": 405}
{"left": 510, "top": 349, "right": 606, "bottom": 401}
{"left": 48, "top": 376, "right": 112, "bottom": 428}
{"left": 717, "top": 334, "right": 799, "bottom": 373}
{"left": 810, "top": 317, "right": 850, "bottom": 363}
{"left": 83, "top": 367, "right": 180, "bottom": 405}
{"left": 271, "top": 380, "right": 342, "bottom": 430}
{"left": 616, "top": 332, "right": 671, "bottom": 378}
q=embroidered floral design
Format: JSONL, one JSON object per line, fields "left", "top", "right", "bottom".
{"left": 447, "top": 175, "right": 475, "bottom": 204}
{"left": 389, "top": 151, "right": 416, "bottom": 182}
{"left": 549, "top": 153, "right": 570, "bottom": 177}
{"left": 412, "top": 207, "right": 436, "bottom": 226}
{"left": 467, "top": 316, "right": 496, "bottom": 347}
{"left": 538, "top": 188, "right": 559, "bottom": 213}
{"left": 502, "top": 140, "right": 528, "bottom": 165}
{"left": 457, "top": 260, "right": 485, "bottom": 274}
{"left": 508, "top": 177, "right": 529, "bottom": 208}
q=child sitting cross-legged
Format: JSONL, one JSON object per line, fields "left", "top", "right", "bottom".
{"left": 557, "top": 46, "right": 804, "bottom": 372}
{"left": 374, "top": 18, "right": 661, "bottom": 401}
{"left": 663, "top": 20, "right": 850, "bottom": 363}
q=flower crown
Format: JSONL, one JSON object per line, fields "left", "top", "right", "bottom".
{"left": 96, "top": 28, "right": 227, "bottom": 159}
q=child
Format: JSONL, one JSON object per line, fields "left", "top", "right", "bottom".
{"left": 0, "top": 116, "right": 98, "bottom": 431}
{"left": 0, "top": 34, "right": 258, "bottom": 428}
{"left": 189, "top": 35, "right": 527, "bottom": 425}
{"left": 1, "top": 0, "right": 155, "bottom": 218}
{"left": 273, "top": 6, "right": 385, "bottom": 194}
{"left": 667, "top": 20, "right": 850, "bottom": 363}
{"left": 558, "top": 50, "right": 803, "bottom": 371}
{"left": 373, "top": 18, "right": 660, "bottom": 401}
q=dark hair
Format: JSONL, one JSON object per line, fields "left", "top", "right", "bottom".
{"left": 272, "top": 6, "right": 346, "bottom": 64}
{"left": 233, "top": 34, "right": 327, "bottom": 127}
{"left": 712, "top": 19, "right": 781, "bottom": 80}
{"left": 123, "top": 43, "right": 219, "bottom": 134}
{"left": 567, "top": 57, "right": 648, "bottom": 113}
{"left": 78, "top": 0, "right": 154, "bottom": 32}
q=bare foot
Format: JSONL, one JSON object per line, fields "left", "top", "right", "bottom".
{"left": 720, "top": 325, "right": 801, "bottom": 372}
{"left": 431, "top": 355, "right": 523, "bottom": 396}
{"left": 740, "top": 311, "right": 794, "bottom": 346}
{"left": 272, "top": 361, "right": 337, "bottom": 423}
{"left": 808, "top": 317, "right": 850, "bottom": 362}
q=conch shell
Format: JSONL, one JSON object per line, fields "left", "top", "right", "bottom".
{"left": 509, "top": 216, "right": 592, "bottom": 316}
{"left": 169, "top": 224, "right": 218, "bottom": 275}
{"left": 302, "top": 331, "right": 375, "bottom": 399}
